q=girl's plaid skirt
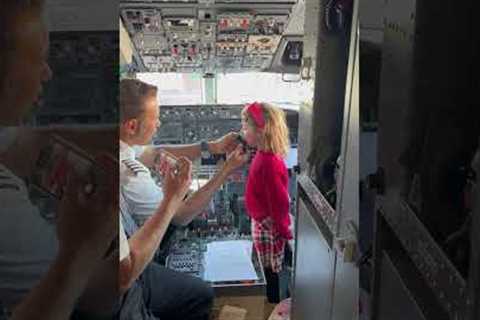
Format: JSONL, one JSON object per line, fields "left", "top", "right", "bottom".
{"left": 251, "top": 217, "right": 286, "bottom": 273}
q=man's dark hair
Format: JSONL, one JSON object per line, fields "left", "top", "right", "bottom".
{"left": 0, "top": 0, "right": 45, "bottom": 91}
{"left": 120, "top": 79, "right": 158, "bottom": 122}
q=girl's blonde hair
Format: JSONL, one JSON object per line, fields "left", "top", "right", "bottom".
{"left": 243, "top": 102, "right": 290, "bottom": 157}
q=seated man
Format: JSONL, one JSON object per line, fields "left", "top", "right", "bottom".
{"left": 0, "top": 129, "right": 58, "bottom": 309}
{"left": 118, "top": 79, "right": 248, "bottom": 320}
{"left": 1, "top": 2, "right": 119, "bottom": 318}
{"left": 0, "top": 128, "right": 120, "bottom": 319}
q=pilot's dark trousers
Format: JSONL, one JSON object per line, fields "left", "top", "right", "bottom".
{"left": 141, "top": 262, "right": 214, "bottom": 320}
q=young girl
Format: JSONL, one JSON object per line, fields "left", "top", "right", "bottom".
{"left": 242, "top": 101, "right": 292, "bottom": 303}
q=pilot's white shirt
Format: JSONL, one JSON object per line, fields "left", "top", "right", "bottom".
{"left": 119, "top": 140, "right": 164, "bottom": 226}
{"left": 0, "top": 129, "right": 58, "bottom": 308}
{"left": 119, "top": 140, "right": 165, "bottom": 262}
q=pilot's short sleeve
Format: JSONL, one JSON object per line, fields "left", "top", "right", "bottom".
{"left": 122, "top": 170, "right": 164, "bottom": 223}
{"left": 119, "top": 220, "right": 130, "bottom": 261}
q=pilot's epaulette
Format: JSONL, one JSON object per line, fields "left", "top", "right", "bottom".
{"left": 122, "top": 159, "right": 149, "bottom": 175}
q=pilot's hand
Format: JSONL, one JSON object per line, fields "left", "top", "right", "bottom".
{"left": 162, "top": 156, "right": 192, "bottom": 203}
{"left": 223, "top": 145, "right": 249, "bottom": 174}
{"left": 209, "top": 132, "right": 240, "bottom": 155}
{"left": 154, "top": 150, "right": 178, "bottom": 177}
{"left": 56, "top": 154, "right": 118, "bottom": 261}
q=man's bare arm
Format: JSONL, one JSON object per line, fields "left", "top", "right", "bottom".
{"left": 11, "top": 250, "right": 97, "bottom": 320}
{"left": 137, "top": 132, "right": 239, "bottom": 168}
{"left": 173, "top": 167, "right": 230, "bottom": 226}
{"left": 119, "top": 158, "right": 192, "bottom": 294}
{"left": 119, "top": 195, "right": 179, "bottom": 294}
{"left": 173, "top": 145, "right": 249, "bottom": 226}
{"left": 12, "top": 154, "right": 118, "bottom": 320}
{"left": 138, "top": 143, "right": 203, "bottom": 167}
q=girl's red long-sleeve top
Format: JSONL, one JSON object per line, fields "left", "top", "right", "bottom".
{"left": 245, "top": 150, "right": 293, "bottom": 240}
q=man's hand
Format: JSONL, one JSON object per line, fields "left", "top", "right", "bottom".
{"left": 153, "top": 149, "right": 178, "bottom": 177}
{"left": 56, "top": 154, "right": 118, "bottom": 262}
{"left": 223, "top": 145, "right": 249, "bottom": 174}
{"left": 209, "top": 132, "right": 240, "bottom": 155}
{"left": 162, "top": 156, "right": 192, "bottom": 204}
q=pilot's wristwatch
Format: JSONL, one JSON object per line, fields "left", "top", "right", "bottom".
{"left": 200, "top": 140, "right": 210, "bottom": 159}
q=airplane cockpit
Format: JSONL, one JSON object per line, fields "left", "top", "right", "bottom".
{"left": 119, "top": 2, "right": 305, "bottom": 318}
{"left": 117, "top": 1, "right": 359, "bottom": 319}
{"left": 0, "top": 1, "right": 359, "bottom": 319}
{"left": 1, "top": 0, "right": 478, "bottom": 319}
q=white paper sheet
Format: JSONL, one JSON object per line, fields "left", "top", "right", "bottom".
{"left": 204, "top": 240, "right": 259, "bottom": 282}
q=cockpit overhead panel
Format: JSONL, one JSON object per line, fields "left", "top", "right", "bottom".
{"left": 119, "top": 0, "right": 301, "bottom": 74}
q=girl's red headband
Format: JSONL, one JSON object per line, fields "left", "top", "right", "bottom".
{"left": 245, "top": 102, "right": 265, "bottom": 129}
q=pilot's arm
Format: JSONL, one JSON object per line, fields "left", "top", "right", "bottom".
{"left": 172, "top": 145, "right": 249, "bottom": 226}
{"left": 137, "top": 132, "right": 239, "bottom": 168}
{"left": 118, "top": 196, "right": 178, "bottom": 294}
{"left": 11, "top": 155, "right": 117, "bottom": 320}
{"left": 119, "top": 158, "right": 192, "bottom": 295}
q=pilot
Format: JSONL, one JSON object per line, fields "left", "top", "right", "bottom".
{"left": 0, "top": 1, "right": 118, "bottom": 319}
{"left": 118, "top": 78, "right": 249, "bottom": 320}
